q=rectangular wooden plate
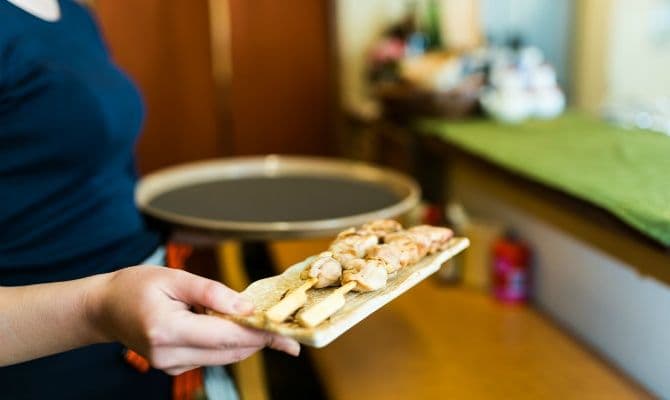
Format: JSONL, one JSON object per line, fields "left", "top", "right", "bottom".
{"left": 209, "top": 237, "right": 469, "bottom": 348}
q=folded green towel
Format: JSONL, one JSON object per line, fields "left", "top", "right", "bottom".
{"left": 417, "top": 112, "right": 670, "bottom": 246}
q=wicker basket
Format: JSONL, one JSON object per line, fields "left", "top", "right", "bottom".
{"left": 374, "top": 74, "right": 483, "bottom": 120}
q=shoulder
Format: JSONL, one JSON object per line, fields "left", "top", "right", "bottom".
{"left": 64, "top": 1, "right": 101, "bottom": 33}
{"left": 61, "top": 1, "right": 110, "bottom": 54}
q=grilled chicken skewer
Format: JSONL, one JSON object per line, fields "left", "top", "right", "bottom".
{"left": 264, "top": 227, "right": 381, "bottom": 324}
{"left": 298, "top": 259, "right": 388, "bottom": 327}
{"left": 300, "top": 252, "right": 342, "bottom": 288}
{"left": 329, "top": 230, "right": 378, "bottom": 265}
{"left": 276, "top": 227, "right": 385, "bottom": 325}
{"left": 265, "top": 278, "right": 318, "bottom": 323}
{"left": 358, "top": 219, "right": 402, "bottom": 238}
{"left": 298, "top": 225, "right": 454, "bottom": 328}
{"left": 297, "top": 281, "right": 357, "bottom": 328}
{"left": 408, "top": 225, "right": 453, "bottom": 252}
{"left": 366, "top": 244, "right": 404, "bottom": 274}
{"left": 269, "top": 221, "right": 454, "bottom": 327}
{"left": 341, "top": 259, "right": 388, "bottom": 291}
{"left": 265, "top": 252, "right": 342, "bottom": 323}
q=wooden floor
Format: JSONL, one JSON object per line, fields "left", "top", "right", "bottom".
{"left": 270, "top": 239, "right": 651, "bottom": 400}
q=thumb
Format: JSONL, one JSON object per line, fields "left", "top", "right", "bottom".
{"left": 169, "top": 270, "right": 254, "bottom": 316}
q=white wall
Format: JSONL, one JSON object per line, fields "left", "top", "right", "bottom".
{"left": 453, "top": 179, "right": 670, "bottom": 398}
{"left": 336, "top": 0, "right": 408, "bottom": 115}
{"left": 606, "top": 0, "right": 670, "bottom": 104}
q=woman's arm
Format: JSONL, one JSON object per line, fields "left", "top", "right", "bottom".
{"left": 0, "top": 273, "right": 106, "bottom": 365}
{"left": 0, "top": 266, "right": 299, "bottom": 375}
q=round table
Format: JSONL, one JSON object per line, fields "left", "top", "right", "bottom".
{"left": 136, "top": 155, "right": 420, "bottom": 241}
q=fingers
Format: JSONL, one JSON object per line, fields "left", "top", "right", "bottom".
{"left": 154, "top": 346, "right": 260, "bottom": 373}
{"left": 164, "top": 366, "right": 198, "bottom": 376}
{"left": 169, "top": 313, "right": 269, "bottom": 348}
{"left": 167, "top": 270, "right": 254, "bottom": 316}
{"left": 262, "top": 333, "right": 301, "bottom": 356}
{"left": 167, "top": 313, "right": 300, "bottom": 356}
{"left": 154, "top": 337, "right": 300, "bottom": 374}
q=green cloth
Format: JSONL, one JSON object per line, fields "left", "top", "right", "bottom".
{"left": 417, "top": 112, "right": 670, "bottom": 246}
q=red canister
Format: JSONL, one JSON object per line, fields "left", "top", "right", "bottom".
{"left": 492, "top": 235, "right": 531, "bottom": 303}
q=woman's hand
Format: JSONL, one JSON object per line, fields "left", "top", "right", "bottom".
{"left": 87, "top": 265, "right": 300, "bottom": 375}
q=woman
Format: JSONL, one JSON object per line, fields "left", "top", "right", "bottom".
{"left": 0, "top": 0, "right": 300, "bottom": 398}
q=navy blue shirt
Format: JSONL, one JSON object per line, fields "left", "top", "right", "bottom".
{"left": 0, "top": 1, "right": 169, "bottom": 398}
{"left": 0, "top": 0, "right": 162, "bottom": 285}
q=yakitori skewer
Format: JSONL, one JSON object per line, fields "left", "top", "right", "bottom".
{"left": 366, "top": 244, "right": 404, "bottom": 274}
{"left": 297, "top": 281, "right": 357, "bottom": 328}
{"left": 300, "top": 251, "right": 342, "bottom": 288}
{"left": 358, "top": 219, "right": 403, "bottom": 238}
{"left": 265, "top": 252, "right": 342, "bottom": 323}
{"left": 297, "top": 259, "right": 388, "bottom": 328}
{"left": 383, "top": 233, "right": 426, "bottom": 264}
{"left": 329, "top": 230, "right": 378, "bottom": 265}
{"left": 267, "top": 221, "right": 455, "bottom": 327}
{"left": 265, "top": 278, "right": 318, "bottom": 323}
{"left": 408, "top": 225, "right": 454, "bottom": 252}
{"left": 264, "top": 230, "right": 380, "bottom": 324}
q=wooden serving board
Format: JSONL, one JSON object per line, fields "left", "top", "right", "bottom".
{"left": 209, "top": 237, "right": 469, "bottom": 348}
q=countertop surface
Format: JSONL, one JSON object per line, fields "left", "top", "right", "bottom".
{"left": 311, "top": 278, "right": 651, "bottom": 399}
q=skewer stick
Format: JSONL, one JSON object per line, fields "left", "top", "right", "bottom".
{"left": 297, "top": 281, "right": 357, "bottom": 328}
{"left": 265, "top": 278, "right": 318, "bottom": 323}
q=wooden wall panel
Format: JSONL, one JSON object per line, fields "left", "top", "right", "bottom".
{"left": 94, "top": 1, "right": 334, "bottom": 173}
{"left": 94, "top": 0, "right": 224, "bottom": 174}
{"left": 228, "top": 0, "right": 333, "bottom": 156}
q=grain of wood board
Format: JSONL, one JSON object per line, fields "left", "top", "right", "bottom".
{"left": 223, "top": 239, "right": 469, "bottom": 348}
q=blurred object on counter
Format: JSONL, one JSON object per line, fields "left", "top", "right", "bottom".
{"left": 365, "top": 6, "right": 566, "bottom": 123}
{"left": 374, "top": 72, "right": 483, "bottom": 120}
{"left": 492, "top": 233, "right": 532, "bottom": 304}
{"left": 405, "top": 202, "right": 425, "bottom": 227}
{"left": 405, "top": 0, "right": 443, "bottom": 57}
{"left": 424, "top": 0, "right": 444, "bottom": 51}
{"left": 462, "top": 217, "right": 505, "bottom": 291}
{"left": 480, "top": 39, "right": 566, "bottom": 123}
{"left": 422, "top": 203, "right": 444, "bottom": 225}
{"left": 436, "top": 203, "right": 507, "bottom": 289}
{"left": 435, "top": 202, "right": 470, "bottom": 284}
{"left": 338, "top": 0, "right": 572, "bottom": 123}
{"left": 406, "top": 201, "right": 444, "bottom": 227}
{"left": 366, "top": 0, "right": 485, "bottom": 121}
{"left": 401, "top": 52, "right": 465, "bottom": 91}
{"left": 366, "top": 0, "right": 430, "bottom": 84}
{"left": 602, "top": 96, "right": 670, "bottom": 136}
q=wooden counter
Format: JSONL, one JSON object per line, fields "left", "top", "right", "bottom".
{"left": 310, "top": 281, "right": 649, "bottom": 399}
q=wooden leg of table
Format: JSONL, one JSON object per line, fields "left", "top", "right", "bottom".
{"left": 217, "top": 241, "right": 269, "bottom": 400}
